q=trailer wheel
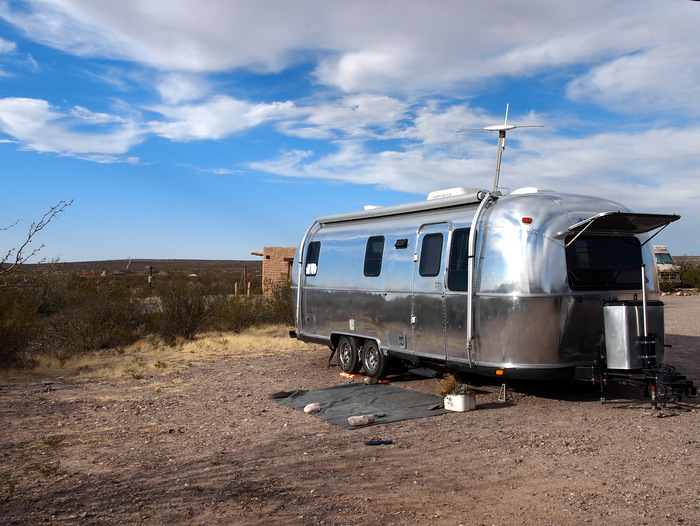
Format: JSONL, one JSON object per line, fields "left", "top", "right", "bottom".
{"left": 362, "top": 339, "right": 389, "bottom": 379}
{"left": 337, "top": 336, "right": 362, "bottom": 374}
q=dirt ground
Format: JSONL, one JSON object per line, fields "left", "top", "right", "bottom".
{"left": 1, "top": 296, "right": 700, "bottom": 526}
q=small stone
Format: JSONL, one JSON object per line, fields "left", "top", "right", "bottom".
{"left": 304, "top": 403, "right": 321, "bottom": 414}
{"left": 347, "top": 414, "right": 376, "bottom": 426}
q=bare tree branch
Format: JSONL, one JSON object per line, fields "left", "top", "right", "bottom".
{"left": 1, "top": 200, "right": 73, "bottom": 286}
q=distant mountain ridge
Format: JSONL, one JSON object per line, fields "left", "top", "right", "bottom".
{"left": 27, "top": 259, "right": 262, "bottom": 272}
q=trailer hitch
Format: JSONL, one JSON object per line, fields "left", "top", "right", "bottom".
{"left": 644, "top": 366, "right": 697, "bottom": 409}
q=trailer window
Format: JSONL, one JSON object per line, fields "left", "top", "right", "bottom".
{"left": 565, "top": 236, "right": 643, "bottom": 290}
{"left": 364, "top": 236, "right": 385, "bottom": 277}
{"left": 305, "top": 241, "right": 321, "bottom": 276}
{"left": 447, "top": 228, "right": 470, "bottom": 291}
{"left": 419, "top": 233, "right": 443, "bottom": 277}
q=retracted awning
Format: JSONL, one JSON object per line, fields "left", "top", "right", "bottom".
{"left": 565, "top": 211, "right": 680, "bottom": 247}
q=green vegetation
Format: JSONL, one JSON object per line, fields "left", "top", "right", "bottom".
{"left": 681, "top": 265, "right": 700, "bottom": 289}
{"left": 0, "top": 264, "right": 292, "bottom": 366}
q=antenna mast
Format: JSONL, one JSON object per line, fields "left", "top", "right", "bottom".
{"left": 458, "top": 104, "right": 543, "bottom": 194}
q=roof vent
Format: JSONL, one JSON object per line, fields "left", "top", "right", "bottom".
{"left": 512, "top": 187, "right": 540, "bottom": 195}
{"left": 427, "top": 187, "right": 475, "bottom": 200}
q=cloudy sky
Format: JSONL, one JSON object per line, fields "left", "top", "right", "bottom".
{"left": 1, "top": 0, "right": 699, "bottom": 262}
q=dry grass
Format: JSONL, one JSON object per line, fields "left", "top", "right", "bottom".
{"left": 0, "top": 324, "right": 314, "bottom": 382}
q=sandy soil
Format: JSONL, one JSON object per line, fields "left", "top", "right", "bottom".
{"left": 1, "top": 296, "right": 699, "bottom": 525}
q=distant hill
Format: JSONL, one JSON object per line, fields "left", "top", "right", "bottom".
{"left": 677, "top": 256, "right": 700, "bottom": 266}
{"left": 27, "top": 259, "right": 262, "bottom": 273}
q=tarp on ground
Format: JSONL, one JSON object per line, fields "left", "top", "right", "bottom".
{"left": 273, "top": 383, "right": 447, "bottom": 429}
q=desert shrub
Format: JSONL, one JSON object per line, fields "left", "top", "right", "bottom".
{"left": 22, "top": 272, "right": 72, "bottom": 316}
{"left": 659, "top": 280, "right": 676, "bottom": 293}
{"left": 0, "top": 289, "right": 38, "bottom": 366}
{"left": 681, "top": 265, "right": 700, "bottom": 289}
{"left": 150, "top": 274, "right": 223, "bottom": 342}
{"left": 213, "top": 280, "right": 293, "bottom": 332}
{"left": 260, "top": 280, "right": 294, "bottom": 325}
{"left": 0, "top": 263, "right": 283, "bottom": 365}
{"left": 213, "top": 295, "right": 262, "bottom": 333}
{"left": 46, "top": 279, "right": 143, "bottom": 356}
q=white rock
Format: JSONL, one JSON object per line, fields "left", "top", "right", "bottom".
{"left": 347, "top": 414, "right": 376, "bottom": 426}
{"left": 304, "top": 402, "right": 321, "bottom": 414}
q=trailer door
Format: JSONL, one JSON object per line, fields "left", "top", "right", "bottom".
{"left": 412, "top": 223, "right": 449, "bottom": 360}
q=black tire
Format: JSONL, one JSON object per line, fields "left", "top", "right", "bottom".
{"left": 337, "top": 336, "right": 361, "bottom": 374}
{"left": 362, "top": 339, "right": 389, "bottom": 379}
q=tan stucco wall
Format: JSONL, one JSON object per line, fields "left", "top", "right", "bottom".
{"left": 253, "top": 246, "right": 296, "bottom": 296}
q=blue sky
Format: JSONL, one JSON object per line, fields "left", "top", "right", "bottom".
{"left": 1, "top": 0, "right": 700, "bottom": 262}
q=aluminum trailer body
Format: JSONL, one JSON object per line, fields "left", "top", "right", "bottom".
{"left": 291, "top": 187, "right": 685, "bottom": 387}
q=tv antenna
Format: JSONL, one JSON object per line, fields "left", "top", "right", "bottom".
{"left": 458, "top": 103, "right": 543, "bottom": 194}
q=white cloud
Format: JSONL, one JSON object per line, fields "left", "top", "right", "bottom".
{"left": 250, "top": 138, "right": 490, "bottom": 195}
{"left": 251, "top": 115, "right": 700, "bottom": 214}
{"left": 1, "top": 0, "right": 698, "bottom": 125}
{"left": 511, "top": 126, "right": 700, "bottom": 207}
{"left": 315, "top": 49, "right": 414, "bottom": 93}
{"left": 0, "top": 0, "right": 133, "bottom": 58}
{"left": 74, "top": 153, "right": 141, "bottom": 164}
{"left": 70, "top": 105, "right": 127, "bottom": 124}
{"left": 2, "top": 0, "right": 700, "bottom": 214}
{"left": 408, "top": 104, "right": 491, "bottom": 146}
{"left": 0, "top": 36, "right": 16, "bottom": 53}
{"left": 567, "top": 41, "right": 700, "bottom": 115}
{"left": 279, "top": 94, "right": 408, "bottom": 140}
{"left": 148, "top": 95, "right": 295, "bottom": 141}
{"left": 24, "top": 53, "right": 38, "bottom": 71}
{"left": 1, "top": 1, "right": 694, "bottom": 102}
{"left": 0, "top": 97, "right": 142, "bottom": 155}
{"left": 155, "top": 73, "right": 209, "bottom": 104}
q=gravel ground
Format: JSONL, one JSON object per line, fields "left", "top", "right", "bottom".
{"left": 1, "top": 295, "right": 699, "bottom": 525}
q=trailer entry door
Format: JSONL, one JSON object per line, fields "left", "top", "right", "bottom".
{"left": 412, "top": 223, "right": 449, "bottom": 360}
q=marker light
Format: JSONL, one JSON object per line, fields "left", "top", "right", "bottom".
{"left": 522, "top": 217, "right": 533, "bottom": 224}
{"left": 496, "top": 369, "right": 504, "bottom": 376}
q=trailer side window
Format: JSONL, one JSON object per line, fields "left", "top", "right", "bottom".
{"left": 419, "top": 233, "right": 443, "bottom": 277}
{"left": 364, "top": 236, "right": 385, "bottom": 277}
{"left": 565, "top": 236, "right": 643, "bottom": 290}
{"left": 305, "top": 241, "right": 321, "bottom": 276}
{"left": 447, "top": 228, "right": 470, "bottom": 291}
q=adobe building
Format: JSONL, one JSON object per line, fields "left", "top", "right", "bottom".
{"left": 251, "top": 246, "right": 297, "bottom": 296}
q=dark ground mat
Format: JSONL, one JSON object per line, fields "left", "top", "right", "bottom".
{"left": 273, "top": 383, "right": 447, "bottom": 429}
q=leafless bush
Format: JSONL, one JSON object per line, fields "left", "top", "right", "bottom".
{"left": 213, "top": 280, "right": 293, "bottom": 332}
{"left": 1, "top": 200, "right": 72, "bottom": 288}
{"left": 45, "top": 279, "right": 143, "bottom": 357}
{"left": 260, "top": 280, "right": 294, "bottom": 326}
{"left": 0, "top": 288, "right": 38, "bottom": 366}
{"left": 213, "top": 295, "right": 262, "bottom": 333}
{"left": 150, "top": 274, "right": 223, "bottom": 343}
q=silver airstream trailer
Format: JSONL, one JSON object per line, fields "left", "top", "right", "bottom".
{"left": 290, "top": 109, "right": 695, "bottom": 400}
